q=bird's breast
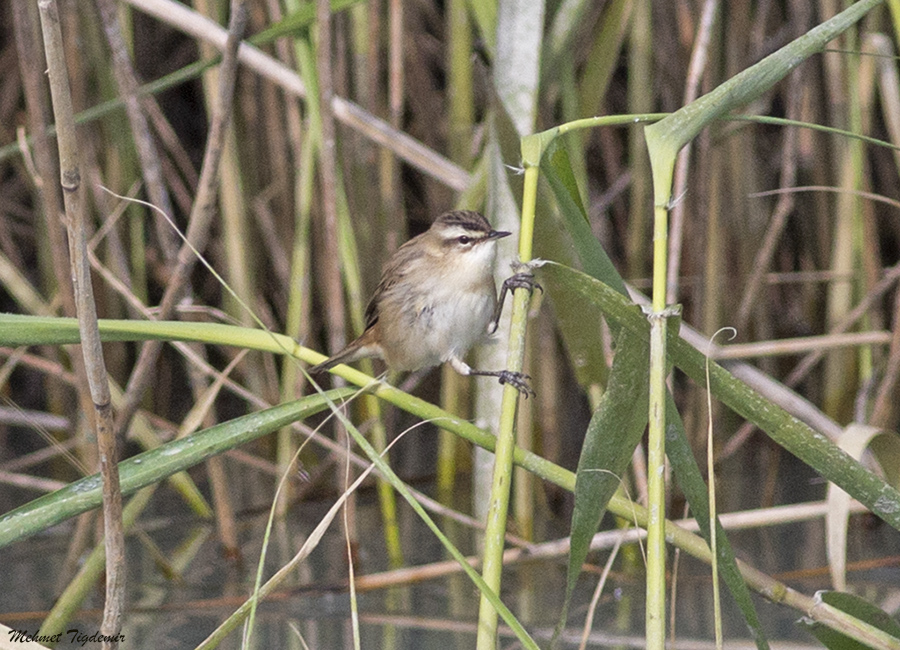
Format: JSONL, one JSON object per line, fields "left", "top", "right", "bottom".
{"left": 377, "top": 283, "right": 496, "bottom": 371}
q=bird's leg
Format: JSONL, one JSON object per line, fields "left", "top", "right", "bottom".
{"left": 448, "top": 356, "right": 534, "bottom": 398}
{"left": 488, "top": 272, "right": 543, "bottom": 334}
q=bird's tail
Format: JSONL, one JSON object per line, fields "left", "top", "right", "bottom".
{"left": 308, "top": 357, "right": 339, "bottom": 375}
{"left": 308, "top": 331, "right": 379, "bottom": 374}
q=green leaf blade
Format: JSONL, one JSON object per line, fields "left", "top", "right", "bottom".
{"left": 0, "top": 390, "right": 353, "bottom": 548}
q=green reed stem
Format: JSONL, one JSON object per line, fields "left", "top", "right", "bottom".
{"left": 474, "top": 143, "right": 540, "bottom": 649}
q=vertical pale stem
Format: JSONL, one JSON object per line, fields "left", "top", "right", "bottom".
{"left": 646, "top": 191, "right": 670, "bottom": 648}
{"left": 646, "top": 332, "right": 668, "bottom": 645}
{"left": 475, "top": 163, "right": 538, "bottom": 649}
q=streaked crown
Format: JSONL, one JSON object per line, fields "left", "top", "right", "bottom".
{"left": 430, "top": 210, "right": 510, "bottom": 248}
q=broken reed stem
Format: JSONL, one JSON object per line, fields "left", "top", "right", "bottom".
{"left": 113, "top": 0, "right": 248, "bottom": 439}
{"left": 36, "top": 1, "right": 123, "bottom": 647}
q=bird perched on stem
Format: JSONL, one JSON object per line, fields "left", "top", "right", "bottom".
{"left": 310, "top": 210, "right": 537, "bottom": 396}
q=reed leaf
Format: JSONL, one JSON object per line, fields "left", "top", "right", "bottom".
{"left": 0, "top": 389, "right": 353, "bottom": 548}
{"left": 539, "top": 263, "right": 900, "bottom": 531}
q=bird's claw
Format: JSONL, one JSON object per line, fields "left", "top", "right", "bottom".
{"left": 497, "top": 370, "right": 535, "bottom": 398}
{"left": 502, "top": 272, "right": 543, "bottom": 295}
{"left": 489, "top": 272, "right": 544, "bottom": 335}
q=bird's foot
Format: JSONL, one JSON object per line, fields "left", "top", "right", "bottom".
{"left": 496, "top": 370, "right": 535, "bottom": 398}
{"left": 489, "top": 273, "right": 544, "bottom": 334}
{"left": 501, "top": 272, "right": 543, "bottom": 296}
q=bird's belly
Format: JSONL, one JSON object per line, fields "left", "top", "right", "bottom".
{"left": 380, "top": 289, "right": 494, "bottom": 371}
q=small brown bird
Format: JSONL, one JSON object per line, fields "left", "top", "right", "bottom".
{"left": 310, "top": 210, "right": 536, "bottom": 396}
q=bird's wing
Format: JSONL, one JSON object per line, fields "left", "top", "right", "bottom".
{"left": 364, "top": 237, "right": 427, "bottom": 330}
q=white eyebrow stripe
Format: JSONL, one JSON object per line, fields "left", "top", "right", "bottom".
{"left": 440, "top": 225, "right": 488, "bottom": 239}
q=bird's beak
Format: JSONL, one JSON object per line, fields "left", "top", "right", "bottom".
{"left": 488, "top": 230, "right": 512, "bottom": 240}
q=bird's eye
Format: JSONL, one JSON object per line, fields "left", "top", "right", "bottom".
{"left": 458, "top": 236, "right": 472, "bottom": 245}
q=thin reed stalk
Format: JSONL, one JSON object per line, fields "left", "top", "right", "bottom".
{"left": 475, "top": 159, "right": 540, "bottom": 649}
{"left": 37, "top": 2, "right": 124, "bottom": 645}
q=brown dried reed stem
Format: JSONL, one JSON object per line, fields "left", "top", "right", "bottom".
{"left": 36, "top": 1, "right": 123, "bottom": 646}
{"left": 11, "top": 4, "right": 100, "bottom": 507}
